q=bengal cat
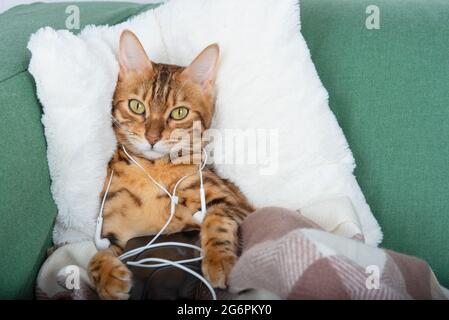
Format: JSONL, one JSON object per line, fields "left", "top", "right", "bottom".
{"left": 87, "top": 30, "right": 254, "bottom": 300}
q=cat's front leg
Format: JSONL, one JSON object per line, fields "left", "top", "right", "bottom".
{"left": 88, "top": 245, "right": 132, "bottom": 300}
{"left": 200, "top": 211, "right": 240, "bottom": 289}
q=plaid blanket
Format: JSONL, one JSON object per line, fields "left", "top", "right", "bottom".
{"left": 229, "top": 207, "right": 447, "bottom": 300}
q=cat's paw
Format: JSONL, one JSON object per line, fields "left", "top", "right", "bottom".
{"left": 202, "top": 250, "right": 236, "bottom": 289}
{"left": 88, "top": 251, "right": 132, "bottom": 300}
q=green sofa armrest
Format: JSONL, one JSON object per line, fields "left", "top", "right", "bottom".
{"left": 301, "top": 0, "right": 449, "bottom": 287}
{"left": 0, "top": 1, "right": 160, "bottom": 299}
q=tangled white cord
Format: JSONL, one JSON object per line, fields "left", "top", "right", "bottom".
{"left": 96, "top": 146, "right": 216, "bottom": 300}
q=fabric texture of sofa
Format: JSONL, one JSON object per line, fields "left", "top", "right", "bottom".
{"left": 0, "top": 0, "right": 448, "bottom": 299}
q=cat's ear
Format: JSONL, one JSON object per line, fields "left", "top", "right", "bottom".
{"left": 118, "top": 30, "right": 153, "bottom": 76}
{"left": 181, "top": 44, "right": 220, "bottom": 91}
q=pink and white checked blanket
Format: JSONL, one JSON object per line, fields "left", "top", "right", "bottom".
{"left": 229, "top": 207, "right": 447, "bottom": 300}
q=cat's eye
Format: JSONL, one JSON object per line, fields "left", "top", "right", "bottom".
{"left": 128, "top": 99, "right": 145, "bottom": 115}
{"left": 170, "top": 107, "right": 189, "bottom": 120}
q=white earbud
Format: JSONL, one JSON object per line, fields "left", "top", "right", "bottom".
{"left": 94, "top": 170, "right": 114, "bottom": 251}
{"left": 95, "top": 217, "right": 111, "bottom": 250}
{"left": 193, "top": 166, "right": 207, "bottom": 224}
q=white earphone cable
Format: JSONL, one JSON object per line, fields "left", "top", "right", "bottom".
{"left": 120, "top": 146, "right": 173, "bottom": 199}
{"left": 118, "top": 148, "right": 208, "bottom": 260}
{"left": 127, "top": 257, "right": 217, "bottom": 300}
{"left": 99, "top": 169, "right": 114, "bottom": 219}
{"left": 97, "top": 146, "right": 215, "bottom": 299}
{"left": 127, "top": 242, "right": 204, "bottom": 267}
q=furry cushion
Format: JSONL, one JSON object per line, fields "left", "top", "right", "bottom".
{"left": 28, "top": 0, "right": 382, "bottom": 246}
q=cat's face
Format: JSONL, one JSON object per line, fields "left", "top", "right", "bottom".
{"left": 112, "top": 30, "right": 219, "bottom": 160}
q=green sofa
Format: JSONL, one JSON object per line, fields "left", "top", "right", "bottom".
{"left": 0, "top": 1, "right": 448, "bottom": 299}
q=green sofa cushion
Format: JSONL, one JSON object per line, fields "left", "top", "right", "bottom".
{"left": 0, "top": 1, "right": 160, "bottom": 299}
{"left": 301, "top": 0, "right": 449, "bottom": 287}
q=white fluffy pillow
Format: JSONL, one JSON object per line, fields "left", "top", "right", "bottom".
{"left": 28, "top": 0, "right": 382, "bottom": 246}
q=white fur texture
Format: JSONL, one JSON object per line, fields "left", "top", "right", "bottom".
{"left": 28, "top": 0, "right": 382, "bottom": 246}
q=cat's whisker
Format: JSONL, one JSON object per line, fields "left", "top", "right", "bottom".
{"left": 111, "top": 116, "right": 138, "bottom": 137}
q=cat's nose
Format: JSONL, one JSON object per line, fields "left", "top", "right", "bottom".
{"left": 147, "top": 134, "right": 160, "bottom": 146}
